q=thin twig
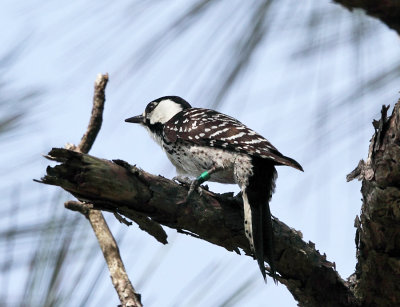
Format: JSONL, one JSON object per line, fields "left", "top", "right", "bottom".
{"left": 64, "top": 200, "right": 93, "bottom": 215}
{"left": 78, "top": 74, "right": 108, "bottom": 154}
{"left": 114, "top": 212, "right": 133, "bottom": 226}
{"left": 88, "top": 209, "right": 141, "bottom": 307}
{"left": 66, "top": 73, "right": 142, "bottom": 307}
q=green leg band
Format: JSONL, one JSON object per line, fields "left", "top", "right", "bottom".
{"left": 197, "top": 171, "right": 210, "bottom": 184}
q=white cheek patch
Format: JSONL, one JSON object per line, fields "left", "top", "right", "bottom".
{"left": 149, "top": 99, "right": 183, "bottom": 124}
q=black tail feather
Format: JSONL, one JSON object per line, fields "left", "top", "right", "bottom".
{"left": 248, "top": 195, "right": 276, "bottom": 282}
{"left": 249, "top": 202, "right": 266, "bottom": 279}
{"left": 246, "top": 157, "right": 277, "bottom": 282}
{"left": 263, "top": 200, "right": 277, "bottom": 283}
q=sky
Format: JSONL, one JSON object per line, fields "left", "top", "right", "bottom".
{"left": 1, "top": 1, "right": 400, "bottom": 306}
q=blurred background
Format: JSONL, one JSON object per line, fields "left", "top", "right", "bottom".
{"left": 1, "top": 1, "right": 399, "bottom": 306}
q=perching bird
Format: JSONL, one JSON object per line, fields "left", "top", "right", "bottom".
{"left": 125, "top": 96, "right": 303, "bottom": 281}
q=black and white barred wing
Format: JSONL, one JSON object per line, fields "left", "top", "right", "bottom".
{"left": 164, "top": 108, "right": 303, "bottom": 171}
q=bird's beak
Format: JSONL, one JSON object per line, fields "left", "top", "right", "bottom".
{"left": 125, "top": 115, "right": 144, "bottom": 124}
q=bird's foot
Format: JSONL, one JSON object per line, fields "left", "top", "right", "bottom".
{"left": 188, "top": 178, "right": 203, "bottom": 197}
{"left": 173, "top": 176, "right": 192, "bottom": 186}
{"left": 173, "top": 176, "right": 204, "bottom": 204}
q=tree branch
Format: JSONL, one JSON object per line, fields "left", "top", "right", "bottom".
{"left": 63, "top": 73, "right": 143, "bottom": 307}
{"left": 39, "top": 148, "right": 358, "bottom": 307}
{"left": 77, "top": 74, "right": 108, "bottom": 153}
{"left": 348, "top": 101, "right": 400, "bottom": 305}
{"left": 38, "top": 72, "right": 400, "bottom": 305}
{"left": 333, "top": 0, "right": 400, "bottom": 35}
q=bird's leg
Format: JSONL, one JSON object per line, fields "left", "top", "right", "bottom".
{"left": 176, "top": 165, "right": 222, "bottom": 204}
{"left": 188, "top": 165, "right": 221, "bottom": 197}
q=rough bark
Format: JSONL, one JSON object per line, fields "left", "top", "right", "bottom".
{"left": 38, "top": 99, "right": 400, "bottom": 306}
{"left": 39, "top": 148, "right": 358, "bottom": 307}
{"left": 347, "top": 102, "right": 400, "bottom": 306}
{"left": 333, "top": 0, "right": 400, "bottom": 35}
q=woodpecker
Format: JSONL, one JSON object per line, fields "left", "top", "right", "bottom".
{"left": 125, "top": 96, "right": 303, "bottom": 281}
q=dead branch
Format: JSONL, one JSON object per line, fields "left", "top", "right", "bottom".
{"left": 39, "top": 148, "right": 358, "bottom": 307}
{"left": 38, "top": 75, "right": 400, "bottom": 306}
{"left": 348, "top": 101, "right": 400, "bottom": 305}
{"left": 64, "top": 73, "right": 142, "bottom": 307}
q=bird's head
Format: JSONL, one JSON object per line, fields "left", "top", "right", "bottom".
{"left": 125, "top": 96, "right": 191, "bottom": 126}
